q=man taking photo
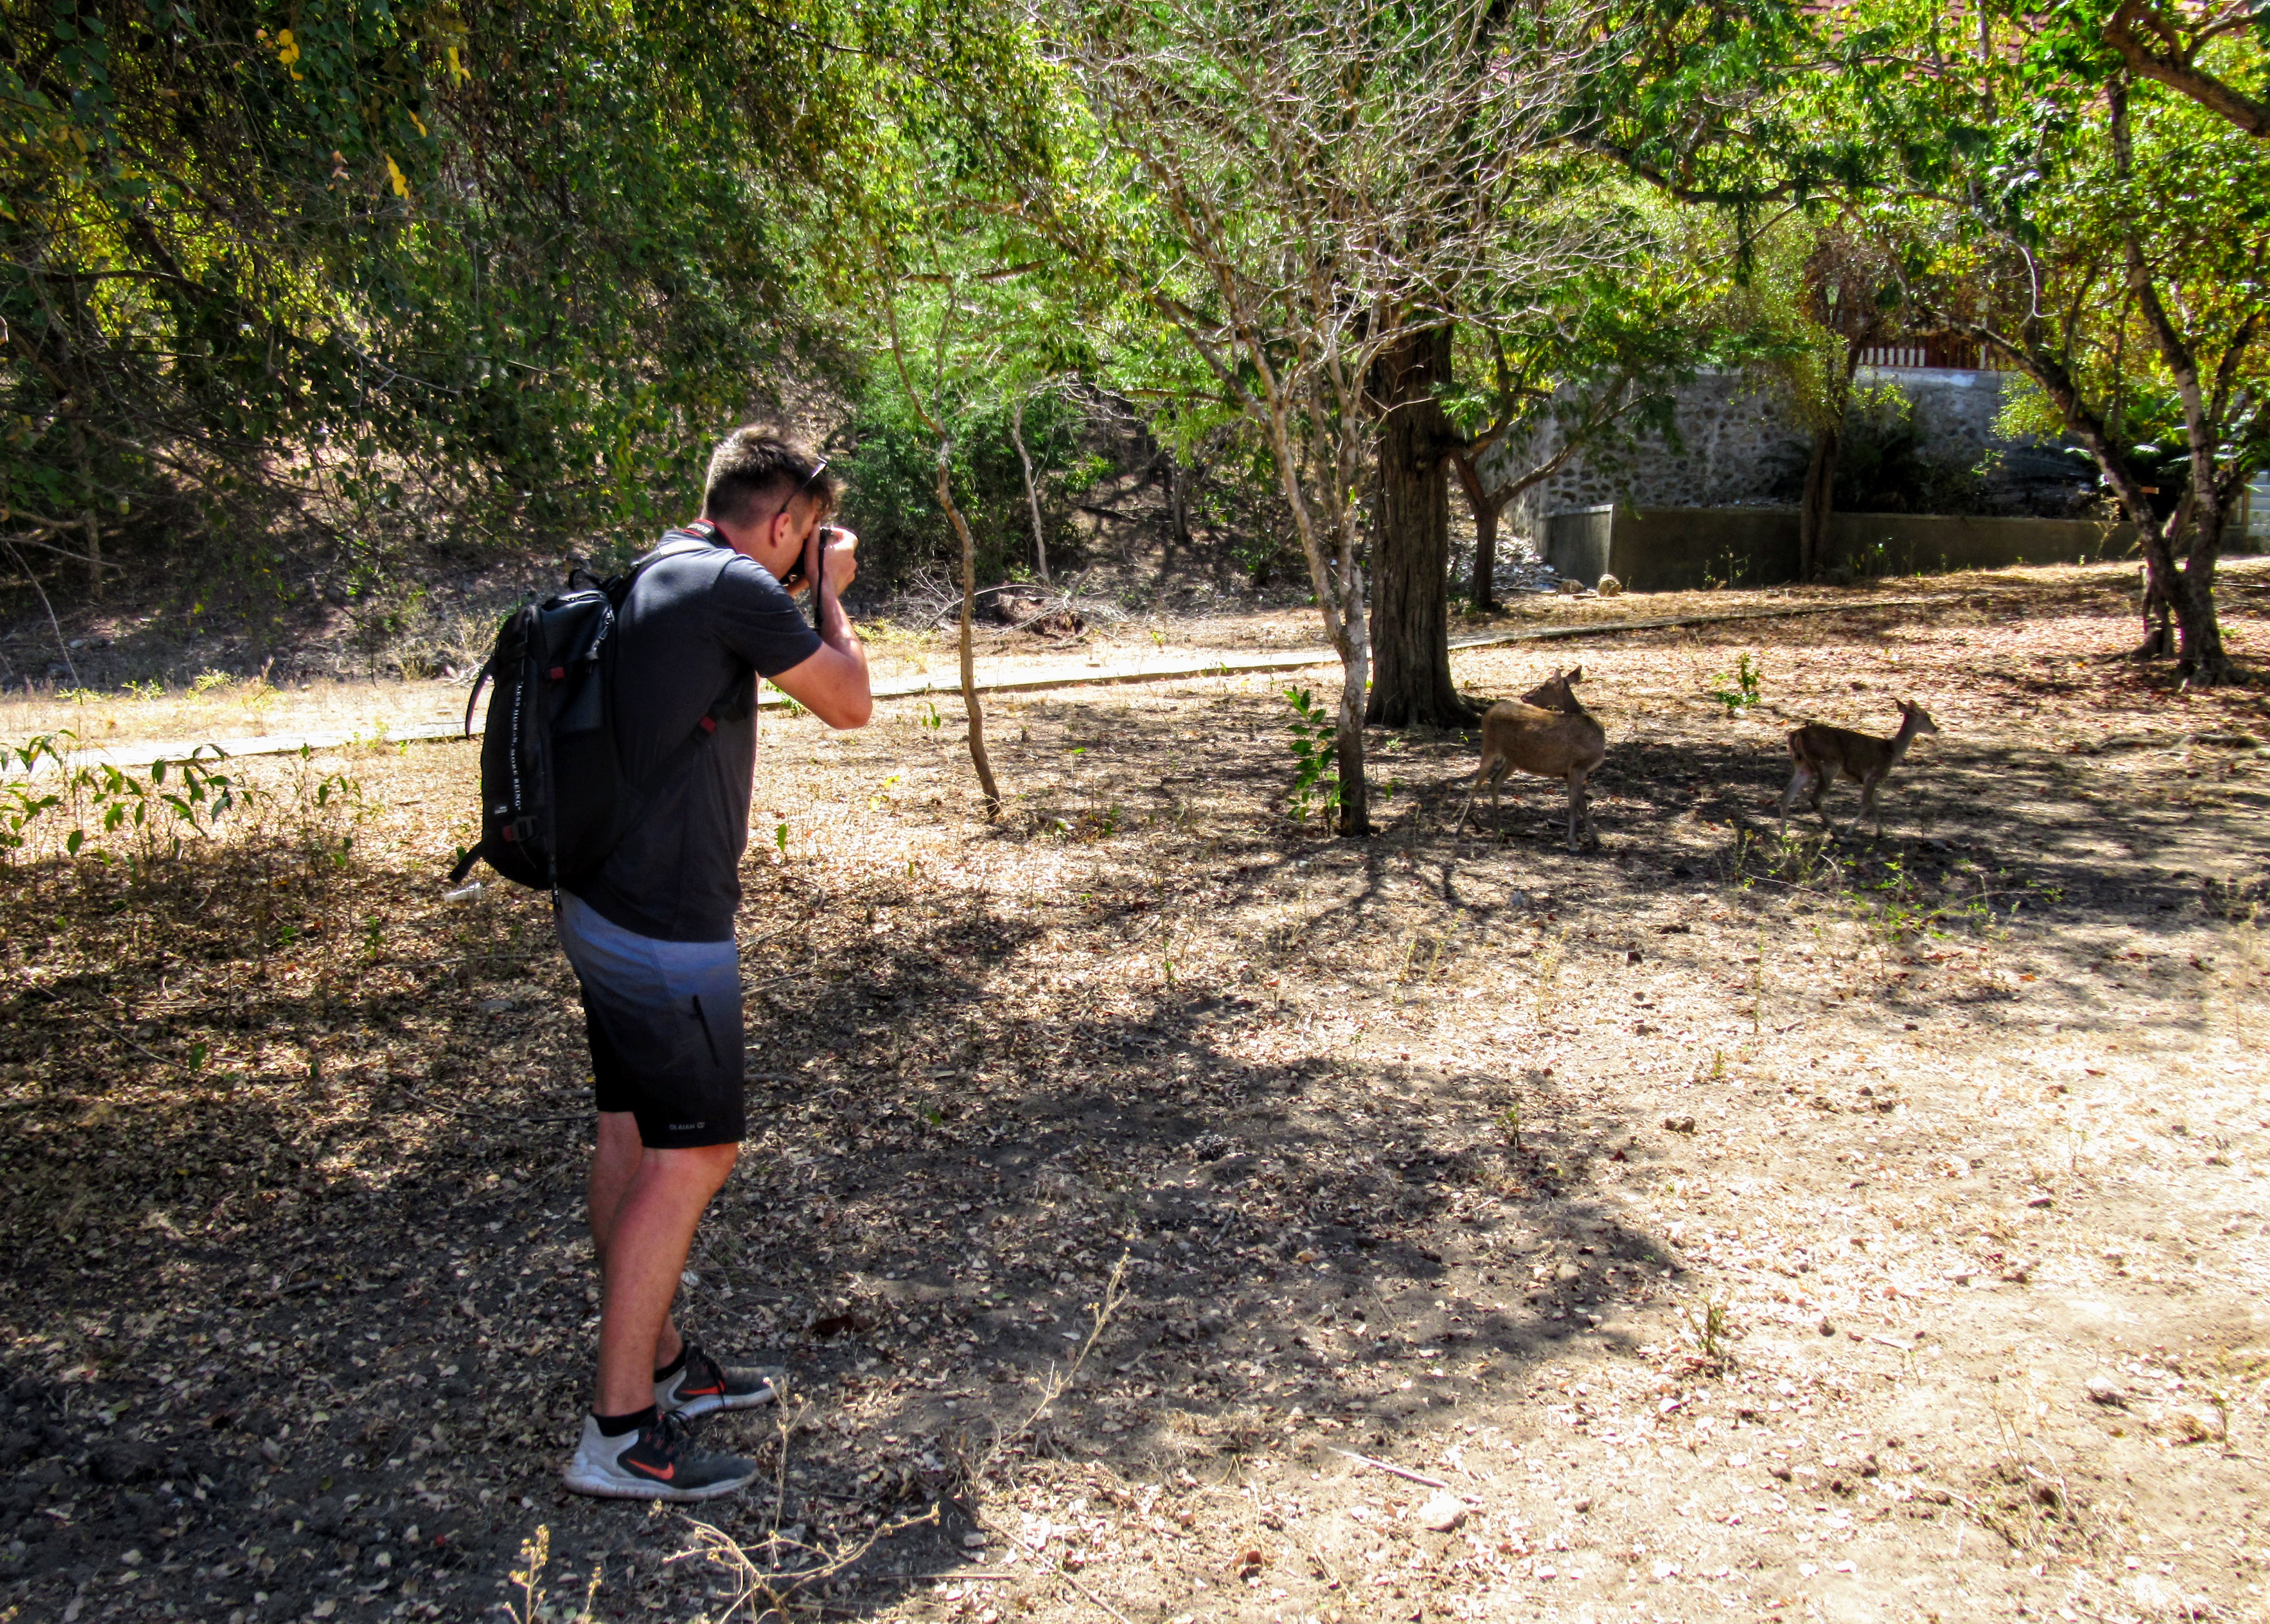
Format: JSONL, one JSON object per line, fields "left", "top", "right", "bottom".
{"left": 558, "top": 426, "right": 871, "bottom": 1500}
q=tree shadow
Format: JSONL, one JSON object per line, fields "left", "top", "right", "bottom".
{"left": 0, "top": 594, "right": 2259, "bottom": 1619}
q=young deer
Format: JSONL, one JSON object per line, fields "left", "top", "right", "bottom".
{"left": 1455, "top": 667, "right": 1608, "bottom": 850}
{"left": 1779, "top": 698, "right": 1942, "bottom": 837}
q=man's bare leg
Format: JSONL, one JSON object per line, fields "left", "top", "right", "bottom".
{"left": 589, "top": 1112, "right": 686, "bottom": 1374}
{"left": 591, "top": 1137, "right": 738, "bottom": 1415}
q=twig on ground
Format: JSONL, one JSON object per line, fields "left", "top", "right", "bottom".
{"left": 2, "top": 540, "right": 80, "bottom": 686}
{"left": 996, "top": 1524, "right": 1136, "bottom": 1624}
{"left": 1326, "top": 1447, "right": 1452, "bottom": 1490}
{"left": 972, "top": 1254, "right": 1133, "bottom": 1487}
{"left": 677, "top": 1500, "right": 941, "bottom": 1622}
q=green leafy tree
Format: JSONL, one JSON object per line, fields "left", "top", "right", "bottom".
{"left": 2101, "top": 0, "right": 2270, "bottom": 137}
{"left": 1016, "top": 0, "right": 1656, "bottom": 828}
{"left": 1822, "top": 0, "right": 2270, "bottom": 682}
{"left": 0, "top": 0, "right": 947, "bottom": 607}
{"left": 1442, "top": 212, "right": 1752, "bottom": 609}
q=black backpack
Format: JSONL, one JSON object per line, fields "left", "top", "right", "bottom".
{"left": 448, "top": 531, "right": 746, "bottom": 891}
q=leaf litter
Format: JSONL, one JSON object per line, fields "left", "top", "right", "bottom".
{"left": 0, "top": 563, "right": 2267, "bottom": 1622}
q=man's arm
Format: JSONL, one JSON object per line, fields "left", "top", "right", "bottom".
{"left": 767, "top": 529, "right": 872, "bottom": 729}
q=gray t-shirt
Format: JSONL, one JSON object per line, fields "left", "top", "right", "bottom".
{"left": 566, "top": 527, "right": 822, "bottom": 943}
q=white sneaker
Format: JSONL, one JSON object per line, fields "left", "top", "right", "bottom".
{"left": 561, "top": 1411, "right": 760, "bottom": 1501}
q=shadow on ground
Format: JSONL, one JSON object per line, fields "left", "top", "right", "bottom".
{"left": 1, "top": 574, "right": 2265, "bottom": 1619}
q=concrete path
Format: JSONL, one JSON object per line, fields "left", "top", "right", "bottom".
{"left": 6, "top": 596, "right": 1931, "bottom": 776}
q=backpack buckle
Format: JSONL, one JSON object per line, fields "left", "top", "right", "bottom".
{"left": 499, "top": 815, "right": 539, "bottom": 845}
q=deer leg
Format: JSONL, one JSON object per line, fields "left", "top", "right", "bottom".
{"left": 1568, "top": 767, "right": 1595, "bottom": 851}
{"left": 1491, "top": 761, "right": 1508, "bottom": 835}
{"left": 1858, "top": 772, "right": 1884, "bottom": 836}
{"left": 1779, "top": 766, "right": 1807, "bottom": 836}
{"left": 1454, "top": 756, "right": 1493, "bottom": 834}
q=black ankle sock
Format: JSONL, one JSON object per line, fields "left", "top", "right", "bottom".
{"left": 593, "top": 1404, "right": 655, "bottom": 1439}
{"left": 654, "top": 1346, "right": 688, "bottom": 1383}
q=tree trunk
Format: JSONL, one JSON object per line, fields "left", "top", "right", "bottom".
{"left": 1165, "top": 455, "right": 1195, "bottom": 548}
{"left": 1366, "top": 322, "right": 1470, "bottom": 729}
{"left": 1257, "top": 389, "right": 1370, "bottom": 838}
{"left": 2173, "top": 496, "right": 2233, "bottom": 683}
{"left": 1798, "top": 423, "right": 1838, "bottom": 582}
{"left": 2140, "top": 557, "right": 2173, "bottom": 658}
{"left": 935, "top": 441, "right": 1002, "bottom": 815}
{"left": 1010, "top": 396, "right": 1049, "bottom": 584}
{"left": 1799, "top": 342, "right": 1862, "bottom": 583}
{"left": 1335, "top": 661, "right": 1368, "bottom": 837}
{"left": 1469, "top": 497, "right": 1499, "bottom": 610}
{"left": 1451, "top": 452, "right": 1498, "bottom": 610}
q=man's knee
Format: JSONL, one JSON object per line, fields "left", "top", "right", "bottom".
{"left": 652, "top": 1140, "right": 739, "bottom": 1192}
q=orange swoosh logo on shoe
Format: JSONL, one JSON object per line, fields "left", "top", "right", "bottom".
{"left": 683, "top": 1382, "right": 723, "bottom": 1396}
{"left": 628, "top": 1459, "right": 676, "bottom": 1481}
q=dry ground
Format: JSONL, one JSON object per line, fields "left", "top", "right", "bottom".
{"left": 2, "top": 563, "right": 2269, "bottom": 1624}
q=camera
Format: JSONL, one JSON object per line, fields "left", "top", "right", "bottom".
{"left": 783, "top": 525, "right": 841, "bottom": 596}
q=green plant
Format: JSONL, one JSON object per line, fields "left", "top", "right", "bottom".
{"left": 919, "top": 699, "right": 944, "bottom": 730}
{"left": 123, "top": 678, "right": 165, "bottom": 700}
{"left": 288, "top": 750, "right": 370, "bottom": 870}
{"left": 1708, "top": 652, "right": 1763, "bottom": 717}
{"left": 1499, "top": 1102, "right": 1523, "bottom": 1151}
{"left": 6, "top": 735, "right": 255, "bottom": 863}
{"left": 0, "top": 734, "right": 69, "bottom": 861}
{"left": 191, "top": 669, "right": 233, "bottom": 694}
{"left": 1681, "top": 1295, "right": 1736, "bottom": 1370}
{"left": 1283, "top": 685, "right": 1341, "bottom": 825}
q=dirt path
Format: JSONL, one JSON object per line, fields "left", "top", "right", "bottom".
{"left": 0, "top": 566, "right": 2100, "bottom": 766}
{"left": 0, "top": 565, "right": 2266, "bottom": 1624}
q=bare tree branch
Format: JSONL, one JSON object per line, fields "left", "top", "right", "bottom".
{"left": 2103, "top": 0, "right": 2270, "bottom": 137}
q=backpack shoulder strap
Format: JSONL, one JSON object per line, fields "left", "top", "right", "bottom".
{"left": 460, "top": 657, "right": 491, "bottom": 738}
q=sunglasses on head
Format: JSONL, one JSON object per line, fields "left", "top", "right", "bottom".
{"left": 779, "top": 457, "right": 833, "bottom": 594}
{"left": 788, "top": 456, "right": 829, "bottom": 510}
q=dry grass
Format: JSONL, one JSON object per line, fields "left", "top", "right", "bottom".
{"left": 1, "top": 562, "right": 2267, "bottom": 1624}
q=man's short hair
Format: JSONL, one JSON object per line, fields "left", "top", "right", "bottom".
{"left": 702, "top": 426, "right": 837, "bottom": 527}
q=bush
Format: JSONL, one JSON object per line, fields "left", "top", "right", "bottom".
{"left": 836, "top": 386, "right": 1090, "bottom": 593}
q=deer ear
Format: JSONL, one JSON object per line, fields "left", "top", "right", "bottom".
{"left": 1567, "top": 665, "right": 1584, "bottom": 683}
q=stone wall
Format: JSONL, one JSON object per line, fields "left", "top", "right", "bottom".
{"left": 1494, "top": 370, "right": 1811, "bottom": 543}
{"left": 1540, "top": 505, "right": 2183, "bottom": 593}
{"left": 1487, "top": 365, "right": 2097, "bottom": 542}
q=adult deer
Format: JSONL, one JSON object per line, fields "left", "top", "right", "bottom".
{"left": 1454, "top": 667, "right": 1607, "bottom": 850}
{"left": 1779, "top": 699, "right": 1942, "bottom": 837}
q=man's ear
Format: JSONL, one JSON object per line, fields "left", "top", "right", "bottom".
{"left": 764, "top": 503, "right": 799, "bottom": 561}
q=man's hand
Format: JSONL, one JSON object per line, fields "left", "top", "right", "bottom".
{"left": 770, "top": 524, "right": 871, "bottom": 730}
{"left": 815, "top": 525, "right": 858, "bottom": 598}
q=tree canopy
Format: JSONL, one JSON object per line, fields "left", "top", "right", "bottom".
{"left": 4, "top": 0, "right": 2265, "bottom": 698}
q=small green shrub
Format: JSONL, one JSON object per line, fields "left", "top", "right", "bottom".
{"left": 1, "top": 731, "right": 254, "bottom": 865}
{"left": 1282, "top": 685, "right": 1341, "bottom": 825}
{"left": 1708, "top": 652, "right": 1763, "bottom": 717}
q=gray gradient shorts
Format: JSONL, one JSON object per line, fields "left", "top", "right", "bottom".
{"left": 555, "top": 890, "right": 745, "bottom": 1149}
